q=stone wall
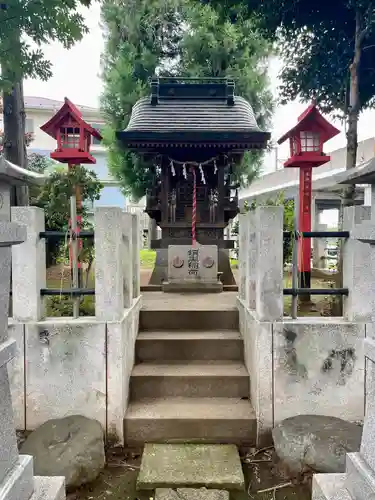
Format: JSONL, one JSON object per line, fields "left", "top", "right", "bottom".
{"left": 238, "top": 206, "right": 368, "bottom": 445}
{"left": 8, "top": 206, "right": 142, "bottom": 445}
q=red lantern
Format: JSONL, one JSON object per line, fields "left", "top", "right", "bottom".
{"left": 278, "top": 102, "right": 340, "bottom": 291}
{"left": 40, "top": 98, "right": 103, "bottom": 277}
{"left": 40, "top": 97, "right": 102, "bottom": 165}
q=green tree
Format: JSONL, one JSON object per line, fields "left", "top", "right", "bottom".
{"left": 101, "top": 0, "right": 183, "bottom": 199}
{"left": 0, "top": 0, "right": 96, "bottom": 204}
{"left": 28, "top": 158, "right": 103, "bottom": 267}
{"left": 0, "top": 0, "right": 94, "bottom": 86}
{"left": 199, "top": 0, "right": 375, "bottom": 204}
{"left": 177, "top": 3, "right": 273, "bottom": 185}
{"left": 101, "top": 0, "right": 273, "bottom": 198}
{"left": 232, "top": 193, "right": 294, "bottom": 264}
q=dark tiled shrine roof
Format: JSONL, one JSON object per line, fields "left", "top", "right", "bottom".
{"left": 125, "top": 95, "right": 260, "bottom": 132}
{"left": 116, "top": 78, "right": 270, "bottom": 150}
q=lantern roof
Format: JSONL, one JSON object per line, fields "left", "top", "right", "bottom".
{"left": 40, "top": 97, "right": 102, "bottom": 141}
{"left": 277, "top": 102, "right": 340, "bottom": 145}
{"left": 116, "top": 77, "right": 270, "bottom": 151}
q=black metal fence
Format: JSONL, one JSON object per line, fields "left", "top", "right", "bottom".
{"left": 282, "top": 230, "right": 349, "bottom": 298}
{"left": 39, "top": 230, "right": 95, "bottom": 298}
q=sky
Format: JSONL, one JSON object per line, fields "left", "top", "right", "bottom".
{"left": 23, "top": 2, "right": 375, "bottom": 178}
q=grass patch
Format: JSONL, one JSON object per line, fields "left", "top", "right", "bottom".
{"left": 140, "top": 249, "right": 156, "bottom": 269}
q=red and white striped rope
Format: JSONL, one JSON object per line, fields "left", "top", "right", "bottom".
{"left": 191, "top": 167, "right": 197, "bottom": 246}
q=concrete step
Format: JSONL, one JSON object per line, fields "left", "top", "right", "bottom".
{"left": 130, "top": 361, "right": 249, "bottom": 398}
{"left": 136, "top": 330, "right": 243, "bottom": 362}
{"left": 139, "top": 309, "right": 239, "bottom": 331}
{"left": 137, "top": 443, "right": 245, "bottom": 491}
{"left": 124, "top": 397, "right": 256, "bottom": 446}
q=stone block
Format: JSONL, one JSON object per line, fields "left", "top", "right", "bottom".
{"left": 360, "top": 337, "right": 375, "bottom": 471}
{"left": 236, "top": 300, "right": 273, "bottom": 445}
{"left": 137, "top": 444, "right": 245, "bottom": 490}
{"left": 94, "top": 207, "right": 125, "bottom": 321}
{"left": 24, "top": 321, "right": 106, "bottom": 430}
{"left": 7, "top": 321, "right": 25, "bottom": 430}
{"left": 31, "top": 476, "right": 65, "bottom": 500}
{"left": 255, "top": 206, "right": 283, "bottom": 321}
{"left": 0, "top": 365, "right": 19, "bottom": 485}
{"left": 273, "top": 320, "right": 365, "bottom": 424}
{"left": 0, "top": 454, "right": 34, "bottom": 500}
{"left": 155, "top": 488, "right": 229, "bottom": 500}
{"left": 246, "top": 211, "right": 256, "bottom": 309}
{"left": 345, "top": 452, "right": 375, "bottom": 500}
{"left": 0, "top": 182, "right": 11, "bottom": 222}
{"left": 167, "top": 245, "right": 219, "bottom": 286}
{"left": 238, "top": 214, "right": 248, "bottom": 302}
{"left": 122, "top": 212, "right": 133, "bottom": 308}
{"left": 131, "top": 213, "right": 141, "bottom": 298}
{"left": 106, "top": 296, "right": 142, "bottom": 444}
{"left": 343, "top": 206, "right": 372, "bottom": 321}
{"left": 11, "top": 207, "right": 46, "bottom": 321}
{"left": 312, "top": 474, "right": 351, "bottom": 500}
{"left": 0, "top": 247, "right": 11, "bottom": 342}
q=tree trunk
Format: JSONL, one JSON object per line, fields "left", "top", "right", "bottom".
{"left": 2, "top": 79, "right": 29, "bottom": 206}
{"left": 342, "top": 9, "right": 363, "bottom": 207}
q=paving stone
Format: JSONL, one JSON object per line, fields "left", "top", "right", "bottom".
{"left": 155, "top": 488, "right": 229, "bottom": 500}
{"left": 137, "top": 444, "right": 245, "bottom": 490}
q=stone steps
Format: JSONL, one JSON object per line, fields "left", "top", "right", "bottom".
{"left": 124, "top": 303, "right": 255, "bottom": 446}
{"left": 136, "top": 330, "right": 243, "bottom": 361}
{"left": 124, "top": 397, "right": 256, "bottom": 445}
{"left": 130, "top": 361, "right": 249, "bottom": 398}
{"left": 139, "top": 309, "right": 239, "bottom": 331}
{"left": 137, "top": 443, "right": 245, "bottom": 491}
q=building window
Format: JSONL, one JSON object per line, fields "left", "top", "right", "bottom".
{"left": 25, "top": 118, "right": 34, "bottom": 134}
{"left": 90, "top": 123, "right": 104, "bottom": 145}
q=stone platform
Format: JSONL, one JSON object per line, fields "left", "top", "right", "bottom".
{"left": 137, "top": 444, "right": 245, "bottom": 491}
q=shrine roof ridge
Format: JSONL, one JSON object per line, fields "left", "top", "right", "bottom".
{"left": 123, "top": 95, "right": 261, "bottom": 132}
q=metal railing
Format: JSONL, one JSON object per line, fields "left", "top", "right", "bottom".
{"left": 283, "top": 230, "right": 349, "bottom": 318}
{"left": 40, "top": 230, "right": 95, "bottom": 307}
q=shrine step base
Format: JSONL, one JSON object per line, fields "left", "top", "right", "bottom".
{"left": 141, "top": 284, "right": 238, "bottom": 292}
{"left": 162, "top": 281, "right": 223, "bottom": 293}
{"left": 139, "top": 310, "right": 239, "bottom": 331}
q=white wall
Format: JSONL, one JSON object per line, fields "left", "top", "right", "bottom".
{"left": 8, "top": 297, "right": 141, "bottom": 444}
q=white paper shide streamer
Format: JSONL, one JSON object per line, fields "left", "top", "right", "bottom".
{"left": 183, "top": 163, "right": 187, "bottom": 179}
{"left": 170, "top": 160, "right": 176, "bottom": 176}
{"left": 199, "top": 164, "right": 206, "bottom": 184}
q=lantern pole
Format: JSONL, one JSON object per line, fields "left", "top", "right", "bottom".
{"left": 298, "top": 165, "right": 313, "bottom": 303}
{"left": 70, "top": 193, "right": 80, "bottom": 318}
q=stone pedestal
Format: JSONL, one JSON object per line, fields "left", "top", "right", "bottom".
{"left": 162, "top": 245, "right": 223, "bottom": 293}
{"left": 0, "top": 221, "right": 65, "bottom": 500}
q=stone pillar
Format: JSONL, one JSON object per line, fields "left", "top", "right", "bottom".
{"left": 238, "top": 213, "right": 248, "bottom": 301}
{"left": 312, "top": 223, "right": 328, "bottom": 269}
{"left": 11, "top": 207, "right": 46, "bottom": 321}
{"left": 247, "top": 210, "right": 257, "bottom": 310}
{"left": 364, "top": 185, "right": 372, "bottom": 206}
{"left": 122, "top": 211, "right": 133, "bottom": 307}
{"left": 342, "top": 206, "right": 372, "bottom": 321}
{"left": 131, "top": 213, "right": 141, "bottom": 298}
{"left": 0, "top": 182, "right": 11, "bottom": 221}
{"left": 255, "top": 206, "right": 284, "bottom": 321}
{"left": 0, "top": 221, "right": 65, "bottom": 500}
{"left": 343, "top": 337, "right": 375, "bottom": 499}
{"left": 94, "top": 207, "right": 125, "bottom": 321}
{"left": 148, "top": 217, "right": 157, "bottom": 249}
